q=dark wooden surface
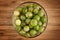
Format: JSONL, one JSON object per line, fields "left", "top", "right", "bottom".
{"left": 0, "top": 0, "right": 60, "bottom": 40}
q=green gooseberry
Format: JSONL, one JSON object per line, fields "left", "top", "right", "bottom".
{"left": 16, "top": 25, "right": 21, "bottom": 32}
{"left": 22, "top": 7, "right": 27, "bottom": 14}
{"left": 30, "top": 19, "right": 37, "bottom": 26}
{"left": 23, "top": 26, "right": 30, "bottom": 32}
{"left": 26, "top": 12, "right": 33, "bottom": 18}
{"left": 38, "top": 9, "right": 45, "bottom": 17}
{"left": 25, "top": 33, "right": 31, "bottom": 38}
{"left": 20, "top": 15, "right": 26, "bottom": 20}
{"left": 34, "top": 26, "right": 40, "bottom": 31}
{"left": 14, "top": 10, "right": 20, "bottom": 16}
{"left": 41, "top": 16, "right": 47, "bottom": 23}
{"left": 38, "top": 21, "right": 42, "bottom": 26}
{"left": 38, "top": 26, "right": 44, "bottom": 32}
{"left": 15, "top": 19, "right": 21, "bottom": 25}
{"left": 34, "top": 15, "right": 40, "bottom": 21}
{"left": 30, "top": 30, "right": 37, "bottom": 36}
{"left": 20, "top": 30, "right": 26, "bottom": 35}
{"left": 25, "top": 19, "right": 31, "bottom": 24}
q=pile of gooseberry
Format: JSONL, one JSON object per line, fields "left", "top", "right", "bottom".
{"left": 13, "top": 2, "right": 47, "bottom": 38}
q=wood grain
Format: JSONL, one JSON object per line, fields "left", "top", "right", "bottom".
{"left": 0, "top": 0, "right": 60, "bottom": 40}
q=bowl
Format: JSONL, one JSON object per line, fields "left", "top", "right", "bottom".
{"left": 12, "top": 1, "right": 48, "bottom": 38}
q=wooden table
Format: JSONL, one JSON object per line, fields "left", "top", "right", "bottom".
{"left": 0, "top": 0, "right": 60, "bottom": 40}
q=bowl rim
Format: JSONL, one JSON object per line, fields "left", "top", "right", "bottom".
{"left": 12, "top": 1, "right": 48, "bottom": 38}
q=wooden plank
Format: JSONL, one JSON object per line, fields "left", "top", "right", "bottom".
{"left": 0, "top": 0, "right": 60, "bottom": 40}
